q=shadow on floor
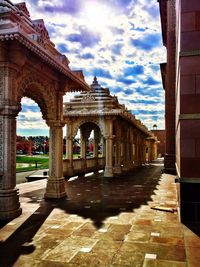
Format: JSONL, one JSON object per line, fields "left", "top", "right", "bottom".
{"left": 184, "top": 223, "right": 200, "bottom": 237}
{"left": 0, "top": 204, "right": 54, "bottom": 267}
{"left": 0, "top": 164, "right": 162, "bottom": 266}
{"left": 22, "top": 164, "right": 163, "bottom": 229}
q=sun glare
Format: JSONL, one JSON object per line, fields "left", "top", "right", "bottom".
{"left": 81, "top": 2, "right": 112, "bottom": 32}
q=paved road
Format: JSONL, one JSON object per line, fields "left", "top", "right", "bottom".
{"left": 16, "top": 169, "right": 49, "bottom": 184}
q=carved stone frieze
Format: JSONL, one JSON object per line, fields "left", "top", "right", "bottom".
{"left": 17, "top": 74, "right": 57, "bottom": 121}
{"left": 33, "top": 19, "right": 50, "bottom": 47}
{"left": 0, "top": 67, "right": 18, "bottom": 98}
{"left": 81, "top": 94, "right": 95, "bottom": 102}
{"left": 15, "top": 2, "right": 30, "bottom": 17}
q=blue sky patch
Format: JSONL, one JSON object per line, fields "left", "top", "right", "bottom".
{"left": 68, "top": 28, "right": 100, "bottom": 47}
{"left": 131, "top": 33, "right": 161, "bottom": 51}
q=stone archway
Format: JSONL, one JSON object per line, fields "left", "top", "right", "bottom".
{"left": 0, "top": 65, "right": 66, "bottom": 221}
{"left": 65, "top": 120, "right": 103, "bottom": 176}
{"left": 17, "top": 74, "right": 56, "bottom": 122}
{"left": 72, "top": 118, "right": 106, "bottom": 140}
{"left": 0, "top": 1, "right": 90, "bottom": 221}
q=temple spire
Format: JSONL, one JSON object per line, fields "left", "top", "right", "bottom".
{"left": 92, "top": 76, "right": 99, "bottom": 86}
{"left": 91, "top": 76, "right": 101, "bottom": 90}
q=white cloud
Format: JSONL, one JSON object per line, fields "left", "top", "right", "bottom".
{"left": 12, "top": 0, "right": 166, "bottom": 132}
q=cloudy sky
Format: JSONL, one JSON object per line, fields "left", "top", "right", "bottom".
{"left": 14, "top": 0, "right": 166, "bottom": 136}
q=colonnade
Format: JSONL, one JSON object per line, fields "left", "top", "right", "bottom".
{"left": 64, "top": 117, "right": 157, "bottom": 178}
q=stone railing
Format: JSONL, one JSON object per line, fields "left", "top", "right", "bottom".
{"left": 63, "top": 157, "right": 105, "bottom": 177}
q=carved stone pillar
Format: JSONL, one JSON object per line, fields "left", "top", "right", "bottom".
{"left": 45, "top": 122, "right": 66, "bottom": 198}
{"left": 143, "top": 138, "right": 147, "bottom": 164}
{"left": 134, "top": 134, "right": 139, "bottom": 166}
{"left": 66, "top": 124, "right": 74, "bottom": 176}
{"left": 104, "top": 135, "right": 114, "bottom": 177}
{"left": 123, "top": 128, "right": 131, "bottom": 171}
{"left": 80, "top": 129, "right": 87, "bottom": 171}
{"left": 0, "top": 106, "right": 22, "bottom": 220}
{"left": 114, "top": 140, "right": 122, "bottom": 174}
{"left": 102, "top": 137, "right": 106, "bottom": 158}
{"left": 93, "top": 139, "right": 98, "bottom": 158}
{"left": 104, "top": 117, "right": 114, "bottom": 177}
{"left": 0, "top": 65, "right": 22, "bottom": 220}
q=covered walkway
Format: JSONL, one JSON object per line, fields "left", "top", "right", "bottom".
{"left": 64, "top": 77, "right": 157, "bottom": 178}
{"left": 0, "top": 159, "right": 199, "bottom": 266}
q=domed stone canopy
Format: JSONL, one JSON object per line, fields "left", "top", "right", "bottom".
{"left": 64, "top": 77, "right": 152, "bottom": 136}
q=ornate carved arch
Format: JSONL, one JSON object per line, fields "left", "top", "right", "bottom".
{"left": 72, "top": 118, "right": 106, "bottom": 139}
{"left": 16, "top": 74, "right": 57, "bottom": 122}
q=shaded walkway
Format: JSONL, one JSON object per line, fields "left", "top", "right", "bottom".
{"left": 0, "top": 160, "right": 199, "bottom": 266}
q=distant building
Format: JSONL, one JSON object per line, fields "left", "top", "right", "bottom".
{"left": 158, "top": 0, "right": 200, "bottom": 224}
{"left": 151, "top": 129, "right": 166, "bottom": 157}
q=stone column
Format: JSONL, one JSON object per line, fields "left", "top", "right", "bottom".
{"left": 0, "top": 103, "right": 22, "bottom": 220}
{"left": 45, "top": 122, "right": 66, "bottom": 198}
{"left": 80, "top": 129, "right": 87, "bottom": 171}
{"left": 104, "top": 135, "right": 114, "bottom": 177}
{"left": 142, "top": 138, "right": 146, "bottom": 164}
{"left": 93, "top": 128, "right": 99, "bottom": 159}
{"left": 123, "top": 128, "right": 130, "bottom": 171}
{"left": 66, "top": 124, "right": 74, "bottom": 176}
{"left": 104, "top": 118, "right": 114, "bottom": 177}
{"left": 137, "top": 134, "right": 142, "bottom": 166}
{"left": 0, "top": 64, "right": 22, "bottom": 220}
{"left": 114, "top": 140, "right": 122, "bottom": 174}
{"left": 102, "top": 137, "right": 106, "bottom": 158}
{"left": 93, "top": 139, "right": 98, "bottom": 158}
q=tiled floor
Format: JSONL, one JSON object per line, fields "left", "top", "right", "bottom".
{"left": 0, "top": 160, "right": 200, "bottom": 266}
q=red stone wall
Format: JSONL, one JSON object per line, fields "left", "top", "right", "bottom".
{"left": 178, "top": 0, "right": 200, "bottom": 178}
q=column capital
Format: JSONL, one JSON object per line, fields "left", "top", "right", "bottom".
{"left": 0, "top": 99, "right": 21, "bottom": 116}
{"left": 47, "top": 120, "right": 65, "bottom": 128}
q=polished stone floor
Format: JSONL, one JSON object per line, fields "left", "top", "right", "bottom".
{"left": 0, "top": 160, "right": 200, "bottom": 266}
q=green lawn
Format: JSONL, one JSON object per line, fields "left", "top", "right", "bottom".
{"left": 16, "top": 156, "right": 49, "bottom": 172}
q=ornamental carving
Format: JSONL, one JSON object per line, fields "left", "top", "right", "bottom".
{"left": 17, "top": 74, "right": 57, "bottom": 121}
{"left": 15, "top": 2, "right": 30, "bottom": 17}
{"left": 81, "top": 94, "right": 95, "bottom": 102}
{"left": 0, "top": 66, "right": 18, "bottom": 92}
{"left": 33, "top": 19, "right": 50, "bottom": 47}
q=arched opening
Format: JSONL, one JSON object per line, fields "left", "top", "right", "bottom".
{"left": 79, "top": 122, "right": 103, "bottom": 160}
{"left": 16, "top": 97, "right": 49, "bottom": 184}
{"left": 64, "top": 121, "right": 105, "bottom": 177}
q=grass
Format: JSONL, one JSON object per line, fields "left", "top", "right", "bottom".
{"left": 16, "top": 155, "right": 49, "bottom": 172}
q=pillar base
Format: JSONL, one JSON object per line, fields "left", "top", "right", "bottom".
{"left": 164, "top": 153, "right": 176, "bottom": 174}
{"left": 114, "top": 165, "right": 122, "bottom": 174}
{"left": 0, "top": 188, "right": 22, "bottom": 221}
{"left": 44, "top": 177, "right": 67, "bottom": 199}
{"left": 64, "top": 166, "right": 74, "bottom": 177}
{"left": 104, "top": 166, "right": 113, "bottom": 177}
